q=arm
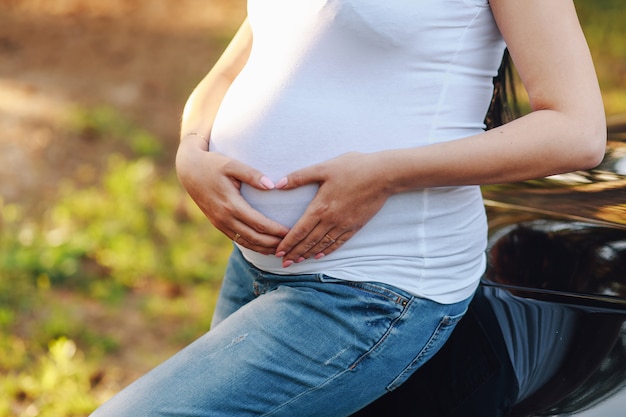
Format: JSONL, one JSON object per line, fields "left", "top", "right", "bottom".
{"left": 376, "top": 0, "right": 606, "bottom": 190}
{"left": 275, "top": 0, "right": 606, "bottom": 266}
{"left": 180, "top": 19, "right": 253, "bottom": 138}
{"left": 176, "top": 19, "right": 290, "bottom": 254}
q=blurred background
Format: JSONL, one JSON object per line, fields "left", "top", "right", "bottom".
{"left": 0, "top": 0, "right": 624, "bottom": 415}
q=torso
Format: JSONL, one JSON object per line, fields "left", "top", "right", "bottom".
{"left": 209, "top": 0, "right": 506, "bottom": 303}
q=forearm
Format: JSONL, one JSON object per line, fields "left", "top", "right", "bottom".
{"left": 180, "top": 19, "right": 252, "bottom": 147}
{"left": 377, "top": 108, "right": 606, "bottom": 194}
{"left": 379, "top": 0, "right": 608, "bottom": 194}
{"left": 179, "top": 74, "right": 235, "bottom": 148}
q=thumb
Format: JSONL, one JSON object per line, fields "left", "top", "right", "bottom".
{"left": 227, "top": 159, "right": 276, "bottom": 191}
{"left": 275, "top": 164, "right": 323, "bottom": 190}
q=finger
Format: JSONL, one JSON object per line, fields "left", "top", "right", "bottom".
{"left": 279, "top": 223, "right": 346, "bottom": 266}
{"left": 313, "top": 232, "right": 352, "bottom": 259}
{"left": 228, "top": 200, "right": 290, "bottom": 243}
{"left": 284, "top": 230, "right": 331, "bottom": 265}
{"left": 197, "top": 192, "right": 289, "bottom": 252}
{"left": 227, "top": 222, "right": 284, "bottom": 254}
{"left": 228, "top": 232, "right": 278, "bottom": 255}
{"left": 274, "top": 217, "right": 321, "bottom": 264}
{"left": 223, "top": 213, "right": 288, "bottom": 254}
{"left": 281, "top": 229, "right": 352, "bottom": 267}
{"left": 225, "top": 159, "right": 276, "bottom": 191}
{"left": 297, "top": 229, "right": 343, "bottom": 259}
{"left": 295, "top": 228, "right": 352, "bottom": 261}
{"left": 275, "top": 164, "right": 325, "bottom": 190}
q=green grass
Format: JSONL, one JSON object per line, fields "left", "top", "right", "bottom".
{"left": 68, "top": 105, "right": 164, "bottom": 158}
{"left": 508, "top": 0, "right": 626, "bottom": 116}
{"left": 0, "top": 104, "right": 231, "bottom": 415}
{"left": 577, "top": 0, "right": 626, "bottom": 113}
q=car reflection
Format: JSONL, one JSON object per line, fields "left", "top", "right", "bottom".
{"left": 486, "top": 220, "right": 626, "bottom": 305}
{"left": 480, "top": 138, "right": 626, "bottom": 228}
{"left": 352, "top": 220, "right": 626, "bottom": 417}
{"left": 616, "top": 157, "right": 626, "bottom": 175}
{"left": 351, "top": 284, "right": 626, "bottom": 417}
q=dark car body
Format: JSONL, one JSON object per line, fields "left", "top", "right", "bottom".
{"left": 352, "top": 120, "right": 626, "bottom": 417}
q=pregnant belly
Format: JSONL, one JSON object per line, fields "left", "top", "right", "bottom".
{"left": 241, "top": 183, "right": 319, "bottom": 228}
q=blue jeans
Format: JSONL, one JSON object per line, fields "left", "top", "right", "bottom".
{"left": 91, "top": 248, "right": 472, "bottom": 417}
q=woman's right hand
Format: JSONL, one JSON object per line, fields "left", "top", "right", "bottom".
{"left": 176, "top": 134, "right": 290, "bottom": 255}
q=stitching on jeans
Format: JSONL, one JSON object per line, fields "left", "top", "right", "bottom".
{"left": 345, "top": 281, "right": 410, "bottom": 306}
{"left": 261, "top": 295, "right": 414, "bottom": 417}
{"left": 386, "top": 308, "right": 467, "bottom": 391}
{"left": 348, "top": 296, "right": 414, "bottom": 370}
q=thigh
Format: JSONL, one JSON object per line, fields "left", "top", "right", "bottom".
{"left": 91, "top": 276, "right": 470, "bottom": 417}
{"left": 210, "top": 246, "right": 257, "bottom": 328}
{"left": 256, "top": 278, "right": 473, "bottom": 417}
{"left": 351, "top": 289, "right": 517, "bottom": 417}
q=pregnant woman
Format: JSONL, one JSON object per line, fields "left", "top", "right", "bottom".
{"left": 91, "top": 0, "right": 606, "bottom": 415}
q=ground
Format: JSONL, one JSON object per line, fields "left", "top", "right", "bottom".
{"left": 0, "top": 0, "right": 245, "bottom": 209}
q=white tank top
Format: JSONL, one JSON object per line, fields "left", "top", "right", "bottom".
{"left": 209, "top": 0, "right": 506, "bottom": 303}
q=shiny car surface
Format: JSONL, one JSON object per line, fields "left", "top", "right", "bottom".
{"left": 351, "top": 119, "right": 626, "bottom": 417}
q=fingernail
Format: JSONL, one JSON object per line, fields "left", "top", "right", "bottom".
{"left": 314, "top": 253, "right": 325, "bottom": 260}
{"left": 275, "top": 177, "right": 288, "bottom": 189}
{"left": 296, "top": 257, "right": 305, "bottom": 263}
{"left": 260, "top": 176, "right": 275, "bottom": 190}
{"left": 275, "top": 251, "right": 286, "bottom": 258}
{"left": 282, "top": 260, "right": 294, "bottom": 268}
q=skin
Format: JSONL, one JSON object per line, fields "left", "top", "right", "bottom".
{"left": 176, "top": 0, "right": 606, "bottom": 267}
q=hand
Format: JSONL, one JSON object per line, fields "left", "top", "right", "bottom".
{"left": 176, "top": 136, "right": 290, "bottom": 255}
{"left": 274, "top": 152, "right": 392, "bottom": 267}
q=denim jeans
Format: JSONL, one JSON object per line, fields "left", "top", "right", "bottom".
{"left": 90, "top": 247, "right": 472, "bottom": 417}
{"left": 351, "top": 286, "right": 518, "bottom": 417}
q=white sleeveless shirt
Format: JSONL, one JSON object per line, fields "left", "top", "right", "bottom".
{"left": 209, "top": 0, "right": 506, "bottom": 303}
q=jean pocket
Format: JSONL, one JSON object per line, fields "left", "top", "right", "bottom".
{"left": 318, "top": 274, "right": 411, "bottom": 307}
{"left": 386, "top": 308, "right": 468, "bottom": 392}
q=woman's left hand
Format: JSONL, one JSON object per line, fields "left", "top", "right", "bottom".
{"left": 274, "top": 152, "right": 392, "bottom": 267}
